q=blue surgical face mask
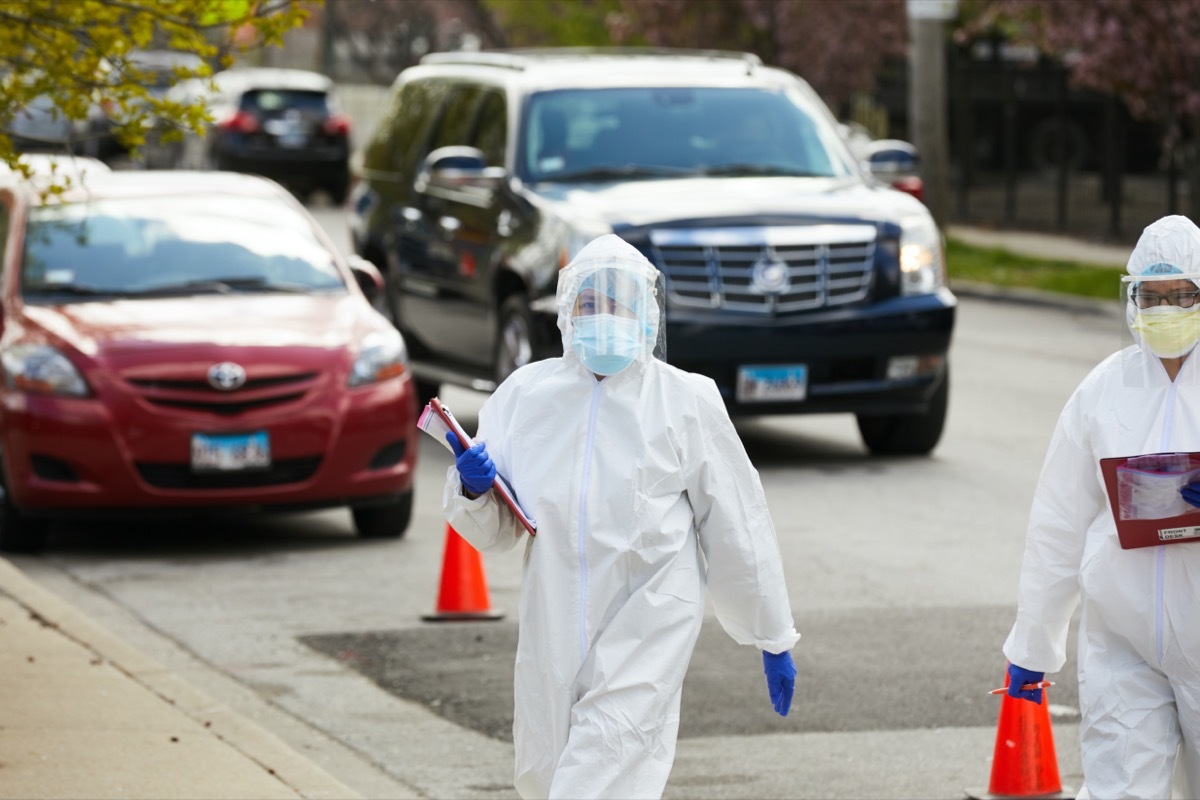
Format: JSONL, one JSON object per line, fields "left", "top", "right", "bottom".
{"left": 571, "top": 313, "right": 642, "bottom": 375}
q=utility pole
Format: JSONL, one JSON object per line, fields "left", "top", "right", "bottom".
{"left": 320, "top": 3, "right": 336, "bottom": 78}
{"left": 907, "top": 0, "right": 957, "bottom": 229}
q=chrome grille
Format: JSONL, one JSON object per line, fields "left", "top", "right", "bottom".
{"left": 650, "top": 225, "right": 877, "bottom": 313}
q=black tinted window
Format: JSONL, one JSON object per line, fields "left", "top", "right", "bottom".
{"left": 430, "top": 84, "right": 482, "bottom": 150}
{"left": 240, "top": 89, "right": 329, "bottom": 116}
{"left": 388, "top": 80, "right": 447, "bottom": 174}
{"left": 473, "top": 90, "right": 507, "bottom": 167}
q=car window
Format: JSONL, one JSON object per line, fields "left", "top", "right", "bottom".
{"left": 240, "top": 89, "right": 329, "bottom": 117}
{"left": 387, "top": 79, "right": 446, "bottom": 176}
{"left": 521, "top": 87, "right": 855, "bottom": 182}
{"left": 472, "top": 89, "right": 507, "bottom": 167}
{"left": 430, "top": 83, "right": 483, "bottom": 151}
{"left": 21, "top": 194, "right": 347, "bottom": 300}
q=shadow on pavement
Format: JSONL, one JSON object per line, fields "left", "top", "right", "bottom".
{"left": 301, "top": 605, "right": 1077, "bottom": 743}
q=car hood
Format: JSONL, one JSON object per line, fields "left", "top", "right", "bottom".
{"left": 19, "top": 294, "right": 376, "bottom": 358}
{"left": 529, "top": 175, "right": 925, "bottom": 228}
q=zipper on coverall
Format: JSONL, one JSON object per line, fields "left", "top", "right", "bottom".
{"left": 576, "top": 381, "right": 603, "bottom": 663}
{"left": 1155, "top": 382, "right": 1175, "bottom": 665}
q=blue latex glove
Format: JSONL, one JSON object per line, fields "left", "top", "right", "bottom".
{"left": 1006, "top": 663, "right": 1045, "bottom": 705}
{"left": 1182, "top": 482, "right": 1200, "bottom": 508}
{"left": 762, "top": 650, "right": 796, "bottom": 717}
{"left": 447, "top": 433, "right": 496, "bottom": 496}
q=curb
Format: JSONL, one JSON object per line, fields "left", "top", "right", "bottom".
{"left": 0, "top": 557, "right": 363, "bottom": 800}
{"left": 950, "top": 280, "right": 1121, "bottom": 316}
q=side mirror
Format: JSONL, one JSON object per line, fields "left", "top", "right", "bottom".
{"left": 346, "top": 254, "right": 384, "bottom": 302}
{"left": 863, "top": 139, "right": 920, "bottom": 177}
{"left": 416, "top": 145, "right": 507, "bottom": 194}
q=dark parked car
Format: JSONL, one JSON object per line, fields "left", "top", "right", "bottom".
{"left": 351, "top": 48, "right": 956, "bottom": 456}
{"left": 0, "top": 169, "right": 417, "bottom": 551}
{"left": 79, "top": 49, "right": 208, "bottom": 165}
{"left": 171, "top": 68, "right": 353, "bottom": 202}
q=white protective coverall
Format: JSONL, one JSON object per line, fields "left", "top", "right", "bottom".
{"left": 443, "top": 234, "right": 800, "bottom": 800}
{"left": 1003, "top": 215, "right": 1200, "bottom": 798}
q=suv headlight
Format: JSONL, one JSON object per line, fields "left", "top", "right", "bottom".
{"left": 349, "top": 329, "right": 408, "bottom": 387}
{"left": 898, "top": 214, "right": 946, "bottom": 295}
{"left": 1, "top": 344, "right": 89, "bottom": 397}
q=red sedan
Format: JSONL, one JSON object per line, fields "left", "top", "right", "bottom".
{"left": 0, "top": 170, "right": 418, "bottom": 551}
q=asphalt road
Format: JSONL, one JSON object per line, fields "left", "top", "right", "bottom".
{"left": 11, "top": 200, "right": 1117, "bottom": 799}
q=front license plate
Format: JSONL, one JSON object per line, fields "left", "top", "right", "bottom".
{"left": 736, "top": 364, "right": 808, "bottom": 402}
{"left": 191, "top": 431, "right": 271, "bottom": 472}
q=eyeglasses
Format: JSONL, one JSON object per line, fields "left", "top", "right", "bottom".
{"left": 1132, "top": 289, "right": 1200, "bottom": 309}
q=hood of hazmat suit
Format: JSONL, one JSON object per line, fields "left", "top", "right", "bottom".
{"left": 443, "top": 234, "right": 799, "bottom": 800}
{"left": 1005, "top": 217, "right": 1200, "bottom": 797}
{"left": 1122, "top": 215, "right": 1200, "bottom": 384}
{"left": 556, "top": 234, "right": 667, "bottom": 375}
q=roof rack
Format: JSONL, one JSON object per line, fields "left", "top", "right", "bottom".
{"left": 421, "top": 47, "right": 762, "bottom": 74}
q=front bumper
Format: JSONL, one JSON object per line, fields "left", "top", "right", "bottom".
{"left": 0, "top": 374, "right": 417, "bottom": 515}
{"left": 667, "top": 290, "right": 956, "bottom": 416}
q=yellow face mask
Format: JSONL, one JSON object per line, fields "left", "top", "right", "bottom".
{"left": 1131, "top": 305, "right": 1200, "bottom": 358}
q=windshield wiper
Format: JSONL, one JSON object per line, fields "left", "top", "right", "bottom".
{"left": 697, "top": 164, "right": 830, "bottom": 177}
{"left": 128, "top": 277, "right": 313, "bottom": 296}
{"left": 544, "top": 164, "right": 695, "bottom": 183}
{"left": 24, "top": 284, "right": 121, "bottom": 298}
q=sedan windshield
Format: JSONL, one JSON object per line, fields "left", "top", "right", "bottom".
{"left": 22, "top": 194, "right": 347, "bottom": 301}
{"left": 521, "top": 86, "right": 855, "bottom": 183}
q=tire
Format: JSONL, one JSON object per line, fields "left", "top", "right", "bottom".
{"left": 496, "top": 294, "right": 535, "bottom": 384}
{"left": 856, "top": 368, "right": 949, "bottom": 457}
{"left": 326, "top": 177, "right": 350, "bottom": 206}
{"left": 352, "top": 492, "right": 413, "bottom": 539}
{"left": 0, "top": 486, "right": 47, "bottom": 553}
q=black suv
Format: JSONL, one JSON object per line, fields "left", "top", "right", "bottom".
{"left": 351, "top": 49, "right": 956, "bottom": 455}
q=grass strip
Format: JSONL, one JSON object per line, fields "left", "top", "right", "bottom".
{"left": 946, "top": 237, "right": 1121, "bottom": 301}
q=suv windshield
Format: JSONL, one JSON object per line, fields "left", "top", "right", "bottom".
{"left": 22, "top": 194, "right": 347, "bottom": 301}
{"left": 521, "top": 86, "right": 855, "bottom": 183}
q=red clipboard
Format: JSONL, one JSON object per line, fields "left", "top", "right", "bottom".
{"left": 417, "top": 397, "right": 537, "bottom": 537}
{"left": 1100, "top": 451, "right": 1200, "bottom": 549}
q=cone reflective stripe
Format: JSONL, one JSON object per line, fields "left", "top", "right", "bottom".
{"left": 422, "top": 523, "right": 504, "bottom": 622}
{"left": 965, "top": 666, "right": 1073, "bottom": 800}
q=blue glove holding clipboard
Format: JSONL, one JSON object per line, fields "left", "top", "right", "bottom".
{"left": 448, "top": 435, "right": 496, "bottom": 496}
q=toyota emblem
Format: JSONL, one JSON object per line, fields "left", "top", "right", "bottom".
{"left": 207, "top": 362, "right": 246, "bottom": 391}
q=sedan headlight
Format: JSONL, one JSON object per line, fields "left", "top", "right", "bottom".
{"left": 898, "top": 214, "right": 946, "bottom": 295}
{"left": 349, "top": 329, "right": 408, "bottom": 388}
{"left": 1, "top": 344, "right": 88, "bottom": 397}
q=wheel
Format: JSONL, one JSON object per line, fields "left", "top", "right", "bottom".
{"left": 0, "top": 486, "right": 47, "bottom": 553}
{"left": 856, "top": 368, "right": 949, "bottom": 457}
{"left": 496, "top": 294, "right": 535, "bottom": 383}
{"left": 326, "top": 177, "right": 349, "bottom": 206}
{"left": 352, "top": 492, "right": 413, "bottom": 539}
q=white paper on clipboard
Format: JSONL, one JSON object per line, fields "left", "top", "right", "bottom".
{"left": 418, "top": 397, "right": 538, "bottom": 537}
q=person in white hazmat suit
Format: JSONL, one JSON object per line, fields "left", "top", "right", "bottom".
{"left": 442, "top": 234, "right": 800, "bottom": 800}
{"left": 1002, "top": 215, "right": 1200, "bottom": 798}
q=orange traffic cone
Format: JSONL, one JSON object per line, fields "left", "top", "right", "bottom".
{"left": 421, "top": 523, "right": 505, "bottom": 622}
{"left": 965, "top": 666, "right": 1074, "bottom": 799}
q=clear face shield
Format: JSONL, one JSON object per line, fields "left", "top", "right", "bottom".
{"left": 557, "top": 256, "right": 667, "bottom": 377}
{"left": 1121, "top": 271, "right": 1200, "bottom": 387}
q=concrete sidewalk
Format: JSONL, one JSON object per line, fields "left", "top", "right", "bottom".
{"left": 0, "top": 557, "right": 361, "bottom": 800}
